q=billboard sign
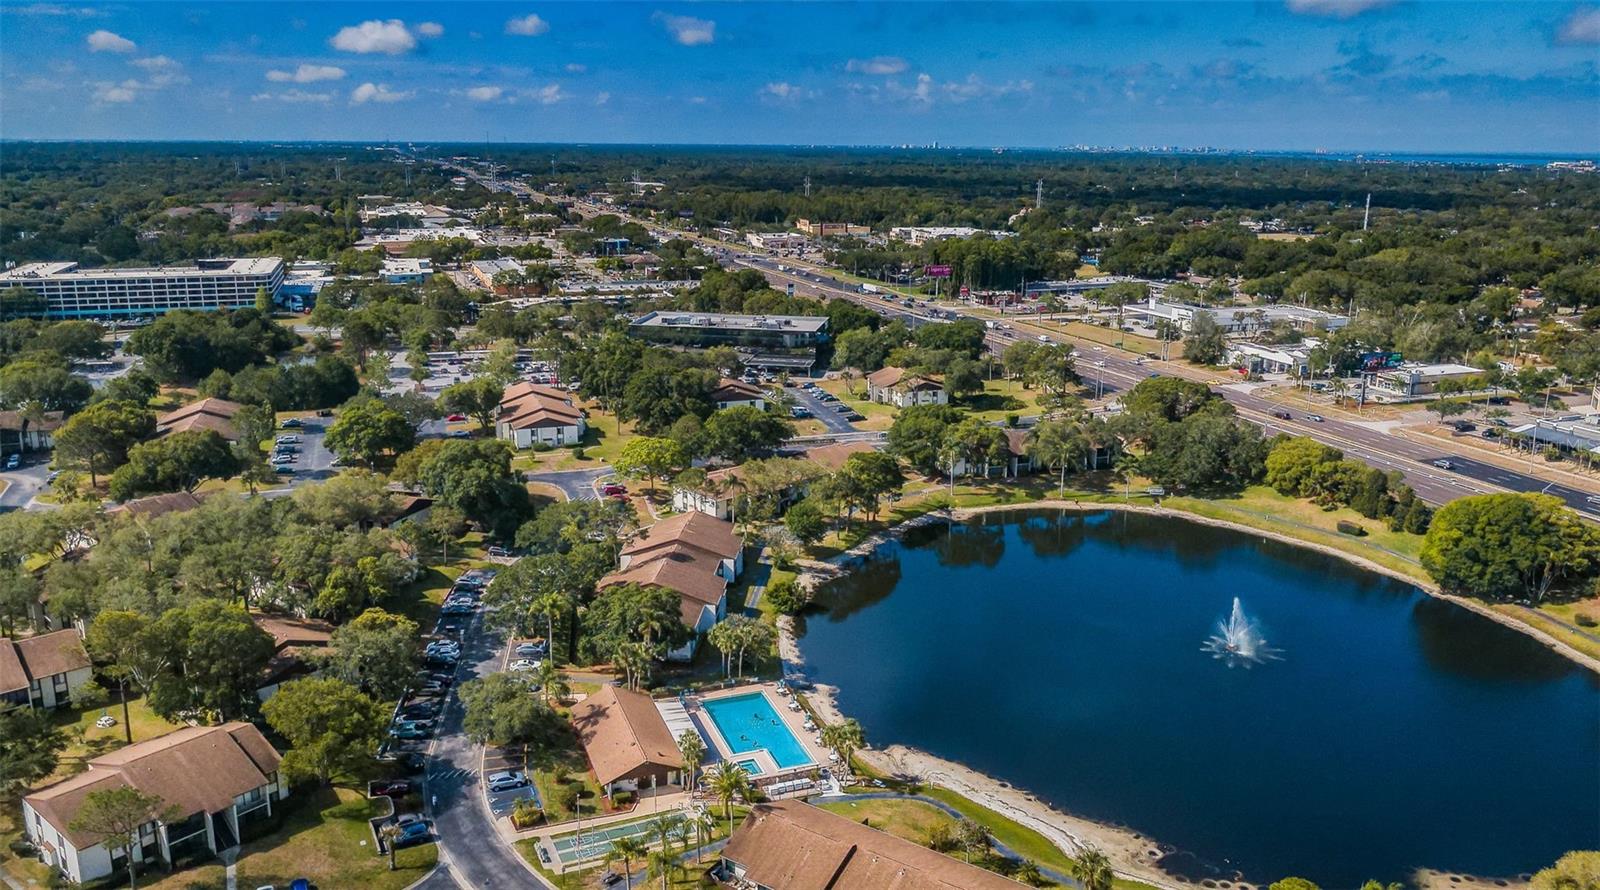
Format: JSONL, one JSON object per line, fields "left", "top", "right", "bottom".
{"left": 1358, "top": 351, "right": 1404, "bottom": 372}
{"left": 924, "top": 264, "right": 953, "bottom": 278}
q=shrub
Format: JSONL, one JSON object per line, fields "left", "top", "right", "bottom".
{"left": 1543, "top": 446, "right": 1563, "bottom": 462}
{"left": 612, "top": 790, "right": 635, "bottom": 808}
{"left": 1005, "top": 413, "right": 1020, "bottom": 428}
{"left": 570, "top": 446, "right": 587, "bottom": 460}
{"left": 552, "top": 783, "right": 579, "bottom": 812}
{"left": 532, "top": 442, "right": 552, "bottom": 453}
{"left": 764, "top": 578, "right": 810, "bottom": 615}
{"left": 1576, "top": 613, "right": 1598, "bottom": 628}
{"left": 1335, "top": 520, "right": 1367, "bottom": 537}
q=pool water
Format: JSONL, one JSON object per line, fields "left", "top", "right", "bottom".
{"left": 702, "top": 692, "right": 813, "bottom": 770}
{"left": 735, "top": 759, "right": 761, "bottom": 775}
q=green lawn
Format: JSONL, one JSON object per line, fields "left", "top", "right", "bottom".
{"left": 813, "top": 379, "right": 896, "bottom": 431}
{"left": 528, "top": 721, "right": 609, "bottom": 824}
{"left": 51, "top": 693, "right": 186, "bottom": 771}
{"left": 142, "top": 786, "right": 436, "bottom": 890}
{"left": 817, "top": 797, "right": 955, "bottom": 843}
{"left": 957, "top": 378, "right": 1040, "bottom": 422}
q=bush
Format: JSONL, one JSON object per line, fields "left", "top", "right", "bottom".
{"left": 570, "top": 446, "right": 587, "bottom": 460}
{"left": 764, "top": 578, "right": 810, "bottom": 615}
{"left": 1335, "top": 520, "right": 1367, "bottom": 537}
{"left": 612, "top": 790, "right": 635, "bottom": 808}
{"left": 532, "top": 442, "right": 552, "bottom": 453}
{"left": 1576, "top": 613, "right": 1598, "bottom": 628}
{"left": 1543, "top": 446, "right": 1563, "bottom": 462}
{"left": 552, "top": 783, "right": 579, "bottom": 812}
{"left": 1005, "top": 413, "right": 1020, "bottom": 428}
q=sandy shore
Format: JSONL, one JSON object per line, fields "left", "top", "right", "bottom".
{"left": 779, "top": 499, "right": 1566, "bottom": 890}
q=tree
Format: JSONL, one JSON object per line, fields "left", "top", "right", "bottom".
{"left": 292, "top": 469, "right": 397, "bottom": 529}
{"left": 1028, "top": 419, "right": 1090, "bottom": 495}
{"left": 707, "top": 760, "right": 752, "bottom": 835}
{"left": 819, "top": 718, "right": 865, "bottom": 771}
{"left": 532, "top": 659, "right": 571, "bottom": 707}
{"left": 68, "top": 787, "right": 179, "bottom": 890}
{"left": 614, "top": 436, "right": 688, "bottom": 496}
{"left": 1264, "top": 437, "right": 1342, "bottom": 497}
{"left": 1531, "top": 851, "right": 1600, "bottom": 890}
{"left": 956, "top": 818, "right": 994, "bottom": 864}
{"left": 0, "top": 708, "right": 68, "bottom": 799}
{"left": 52, "top": 400, "right": 156, "bottom": 486}
{"left": 409, "top": 438, "right": 530, "bottom": 537}
{"left": 324, "top": 398, "right": 415, "bottom": 466}
{"left": 108, "top": 430, "right": 240, "bottom": 500}
{"left": 706, "top": 615, "right": 775, "bottom": 678}
{"left": 321, "top": 608, "right": 420, "bottom": 700}
{"left": 1430, "top": 398, "right": 1470, "bottom": 425}
{"left": 1016, "top": 859, "right": 1046, "bottom": 886}
{"left": 784, "top": 498, "right": 827, "bottom": 545}
{"left": 440, "top": 377, "right": 504, "bottom": 431}
{"left": 1268, "top": 879, "right": 1321, "bottom": 890}
{"left": 458, "top": 672, "right": 564, "bottom": 752}
{"left": 262, "top": 677, "right": 387, "bottom": 785}
{"left": 0, "top": 359, "right": 92, "bottom": 413}
{"left": 1072, "top": 845, "right": 1116, "bottom": 890}
{"left": 314, "top": 559, "right": 389, "bottom": 621}
{"left": 677, "top": 729, "right": 706, "bottom": 793}
{"left": 1184, "top": 312, "right": 1228, "bottom": 366}
{"left": 141, "top": 600, "right": 275, "bottom": 721}
{"left": 702, "top": 406, "right": 795, "bottom": 461}
{"left": 0, "top": 567, "right": 38, "bottom": 637}
{"left": 380, "top": 821, "right": 404, "bottom": 871}
{"left": 1421, "top": 493, "right": 1600, "bottom": 602}
{"left": 606, "top": 835, "right": 648, "bottom": 889}
{"left": 887, "top": 405, "right": 961, "bottom": 475}
{"left": 421, "top": 505, "right": 470, "bottom": 563}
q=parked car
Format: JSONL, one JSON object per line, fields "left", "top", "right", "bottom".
{"left": 272, "top": 464, "right": 295, "bottom": 475}
{"left": 514, "top": 642, "right": 548, "bottom": 658}
{"left": 790, "top": 406, "right": 812, "bottom": 419}
{"left": 281, "top": 418, "right": 303, "bottom": 428}
{"left": 371, "top": 780, "right": 412, "bottom": 798}
{"left": 392, "top": 821, "right": 432, "bottom": 848}
{"left": 445, "top": 413, "right": 467, "bottom": 422}
{"left": 5, "top": 454, "right": 20, "bottom": 470}
{"left": 844, "top": 411, "right": 865, "bottom": 422}
{"left": 276, "top": 435, "right": 301, "bottom": 445}
{"left": 441, "top": 603, "right": 474, "bottom": 616}
{"left": 389, "top": 725, "right": 431, "bottom": 740}
{"left": 486, "top": 771, "right": 530, "bottom": 792}
{"left": 508, "top": 659, "right": 541, "bottom": 672}
{"left": 601, "top": 483, "right": 627, "bottom": 496}
{"left": 316, "top": 409, "right": 333, "bottom": 417}
{"left": 1452, "top": 420, "right": 1477, "bottom": 432}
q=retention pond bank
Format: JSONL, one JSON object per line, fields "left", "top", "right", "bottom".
{"left": 792, "top": 508, "right": 1600, "bottom": 887}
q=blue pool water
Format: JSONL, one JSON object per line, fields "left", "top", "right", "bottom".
{"left": 735, "top": 759, "right": 761, "bottom": 775}
{"left": 702, "top": 692, "right": 812, "bottom": 770}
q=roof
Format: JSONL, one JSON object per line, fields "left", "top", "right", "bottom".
{"left": 106, "top": 491, "right": 205, "bottom": 519}
{"left": 722, "top": 800, "right": 1028, "bottom": 890}
{"left": 600, "top": 551, "right": 728, "bottom": 625}
{"left": 1004, "top": 428, "right": 1030, "bottom": 458}
{"left": 501, "top": 381, "right": 574, "bottom": 407}
{"left": 712, "top": 378, "right": 765, "bottom": 402}
{"left": 622, "top": 512, "right": 741, "bottom": 562}
{"left": 867, "top": 367, "right": 942, "bottom": 392}
{"left": 156, "top": 398, "right": 244, "bottom": 440}
{"left": 501, "top": 403, "right": 585, "bottom": 431}
{"left": 251, "top": 614, "right": 335, "bottom": 651}
{"left": 0, "top": 630, "right": 91, "bottom": 696}
{"left": 500, "top": 382, "right": 584, "bottom": 430}
{"left": 801, "top": 441, "right": 878, "bottom": 471}
{"left": 630, "top": 311, "right": 829, "bottom": 334}
{"left": 25, "top": 723, "right": 281, "bottom": 850}
{"left": 568, "top": 686, "right": 684, "bottom": 786}
{"left": 155, "top": 411, "right": 239, "bottom": 441}
{"left": 0, "top": 258, "right": 283, "bottom": 283}
{"left": 0, "top": 411, "right": 65, "bottom": 433}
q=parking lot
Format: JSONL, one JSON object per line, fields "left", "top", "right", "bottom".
{"left": 269, "top": 416, "right": 337, "bottom": 486}
{"left": 789, "top": 383, "right": 860, "bottom": 434}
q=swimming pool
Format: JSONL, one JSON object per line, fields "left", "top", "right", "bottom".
{"left": 702, "top": 691, "right": 812, "bottom": 771}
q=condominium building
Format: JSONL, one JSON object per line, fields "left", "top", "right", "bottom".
{"left": 0, "top": 258, "right": 284, "bottom": 319}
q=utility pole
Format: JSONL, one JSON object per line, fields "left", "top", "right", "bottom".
{"left": 803, "top": 176, "right": 812, "bottom": 198}
{"left": 1362, "top": 193, "right": 1371, "bottom": 231}
{"left": 1035, "top": 178, "right": 1044, "bottom": 209}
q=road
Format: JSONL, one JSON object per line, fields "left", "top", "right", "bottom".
{"left": 789, "top": 386, "right": 858, "bottom": 433}
{"left": 418, "top": 609, "right": 550, "bottom": 890}
{"left": 525, "top": 467, "right": 609, "bottom": 501}
{"left": 0, "top": 460, "right": 49, "bottom": 512}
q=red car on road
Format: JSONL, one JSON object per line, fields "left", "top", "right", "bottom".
{"left": 445, "top": 413, "right": 467, "bottom": 422}
{"left": 601, "top": 483, "right": 627, "bottom": 496}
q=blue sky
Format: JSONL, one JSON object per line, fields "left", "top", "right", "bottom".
{"left": 1, "top": 1, "right": 1597, "bottom": 152}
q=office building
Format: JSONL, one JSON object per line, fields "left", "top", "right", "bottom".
{"left": 0, "top": 258, "right": 284, "bottom": 319}
{"left": 380, "top": 257, "right": 433, "bottom": 285}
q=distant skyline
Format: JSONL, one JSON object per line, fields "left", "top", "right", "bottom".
{"left": 1, "top": 1, "right": 1597, "bottom": 154}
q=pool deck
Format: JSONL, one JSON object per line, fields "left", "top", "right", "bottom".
{"left": 691, "top": 682, "right": 831, "bottom": 777}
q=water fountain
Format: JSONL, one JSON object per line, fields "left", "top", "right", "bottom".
{"left": 1201, "top": 598, "right": 1278, "bottom": 667}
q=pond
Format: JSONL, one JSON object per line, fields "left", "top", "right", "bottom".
{"left": 794, "top": 509, "right": 1600, "bottom": 887}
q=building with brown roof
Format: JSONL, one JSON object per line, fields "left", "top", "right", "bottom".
{"left": 0, "top": 410, "right": 65, "bottom": 454}
{"left": 496, "top": 382, "right": 587, "bottom": 449}
{"left": 251, "top": 614, "right": 335, "bottom": 701}
{"left": 569, "top": 686, "right": 685, "bottom": 798}
{"left": 156, "top": 398, "right": 245, "bottom": 443}
{"left": 600, "top": 512, "right": 744, "bottom": 660}
{"left": 866, "top": 367, "right": 948, "bottom": 409}
{"left": 105, "top": 491, "right": 205, "bottom": 520}
{"left": 717, "top": 800, "right": 1027, "bottom": 890}
{"left": 22, "top": 723, "right": 287, "bottom": 886}
{"left": 711, "top": 378, "right": 767, "bottom": 412}
{"left": 0, "top": 630, "right": 94, "bottom": 711}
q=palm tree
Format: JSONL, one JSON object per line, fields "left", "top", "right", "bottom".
{"left": 1015, "top": 859, "right": 1045, "bottom": 886}
{"left": 1072, "top": 845, "right": 1115, "bottom": 890}
{"left": 529, "top": 590, "right": 568, "bottom": 665}
{"left": 379, "top": 822, "right": 403, "bottom": 871}
{"left": 819, "top": 719, "right": 865, "bottom": 773}
{"left": 676, "top": 730, "right": 706, "bottom": 791}
{"left": 1027, "top": 419, "right": 1089, "bottom": 495}
{"left": 612, "top": 641, "right": 652, "bottom": 691}
{"left": 708, "top": 761, "right": 752, "bottom": 835}
{"left": 648, "top": 814, "right": 678, "bottom": 852}
{"left": 646, "top": 846, "right": 678, "bottom": 890}
{"left": 533, "top": 660, "right": 570, "bottom": 707}
{"left": 605, "top": 835, "right": 648, "bottom": 889}
{"left": 690, "top": 807, "right": 717, "bottom": 863}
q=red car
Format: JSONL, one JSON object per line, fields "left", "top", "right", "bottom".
{"left": 601, "top": 483, "right": 627, "bottom": 496}
{"left": 371, "top": 780, "right": 412, "bottom": 798}
{"left": 607, "top": 491, "right": 630, "bottom": 502}
{"left": 445, "top": 414, "right": 467, "bottom": 422}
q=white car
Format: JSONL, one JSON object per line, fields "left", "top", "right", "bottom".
{"left": 508, "top": 659, "right": 541, "bottom": 672}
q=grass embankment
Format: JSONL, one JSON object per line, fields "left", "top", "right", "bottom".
{"left": 817, "top": 796, "right": 954, "bottom": 840}
{"left": 143, "top": 787, "right": 436, "bottom": 890}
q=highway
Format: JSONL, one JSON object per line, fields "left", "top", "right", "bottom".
{"left": 437, "top": 159, "right": 1600, "bottom": 517}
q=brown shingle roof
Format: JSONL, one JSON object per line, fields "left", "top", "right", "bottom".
{"left": 0, "top": 411, "right": 65, "bottom": 433}
{"left": 156, "top": 411, "right": 239, "bottom": 441}
{"left": 500, "top": 381, "right": 573, "bottom": 407}
{"left": 866, "top": 366, "right": 942, "bottom": 393}
{"left": 502, "top": 403, "right": 584, "bottom": 430}
{"left": 0, "top": 630, "right": 91, "bottom": 696}
{"left": 568, "top": 686, "right": 683, "bottom": 786}
{"left": 723, "top": 801, "right": 1028, "bottom": 890}
{"left": 251, "top": 615, "right": 335, "bottom": 651}
{"left": 106, "top": 491, "right": 204, "bottom": 519}
{"left": 711, "top": 378, "right": 765, "bottom": 403}
{"left": 801, "top": 441, "right": 878, "bottom": 472}
{"left": 866, "top": 366, "right": 908, "bottom": 389}
{"left": 600, "top": 551, "right": 728, "bottom": 625}
{"left": 622, "top": 512, "right": 741, "bottom": 562}
{"left": 156, "top": 398, "right": 244, "bottom": 427}
{"left": 25, "top": 723, "right": 281, "bottom": 849}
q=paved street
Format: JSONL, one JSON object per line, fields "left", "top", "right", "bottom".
{"left": 419, "top": 609, "right": 550, "bottom": 890}
{"left": 788, "top": 385, "right": 858, "bottom": 434}
{"left": 0, "top": 460, "right": 49, "bottom": 512}
{"left": 526, "top": 467, "right": 609, "bottom": 501}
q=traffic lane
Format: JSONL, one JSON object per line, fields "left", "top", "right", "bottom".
{"left": 426, "top": 610, "right": 546, "bottom": 890}
{"left": 1432, "top": 455, "right": 1599, "bottom": 515}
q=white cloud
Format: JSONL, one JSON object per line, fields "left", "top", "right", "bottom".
{"left": 130, "top": 55, "right": 177, "bottom": 72}
{"left": 5, "top": 4, "right": 102, "bottom": 16}
{"left": 846, "top": 56, "right": 907, "bottom": 76}
{"left": 565, "top": 62, "right": 588, "bottom": 73}
{"left": 415, "top": 21, "right": 444, "bottom": 38}
{"left": 466, "top": 85, "right": 504, "bottom": 102}
{"left": 91, "top": 79, "right": 139, "bottom": 102}
{"left": 654, "top": 12, "right": 714, "bottom": 46}
{"left": 1557, "top": 6, "right": 1600, "bottom": 44}
{"left": 532, "top": 83, "right": 566, "bottom": 104}
{"left": 266, "top": 63, "right": 346, "bottom": 83}
{"left": 350, "top": 82, "right": 413, "bottom": 104}
{"left": 505, "top": 13, "right": 549, "bottom": 36}
{"left": 252, "top": 89, "right": 333, "bottom": 103}
{"left": 1284, "top": 0, "right": 1392, "bottom": 19}
{"left": 86, "top": 29, "right": 136, "bottom": 53}
{"left": 129, "top": 55, "right": 187, "bottom": 87}
{"left": 760, "top": 81, "right": 815, "bottom": 101}
{"left": 595, "top": 91, "right": 610, "bottom": 106}
{"left": 331, "top": 19, "right": 416, "bottom": 54}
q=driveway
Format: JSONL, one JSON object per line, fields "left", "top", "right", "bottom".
{"left": 274, "top": 418, "right": 336, "bottom": 488}
{"left": 525, "top": 467, "right": 609, "bottom": 502}
{"left": 789, "top": 386, "right": 859, "bottom": 434}
{"left": 420, "top": 610, "right": 551, "bottom": 889}
{"left": 0, "top": 459, "right": 50, "bottom": 512}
